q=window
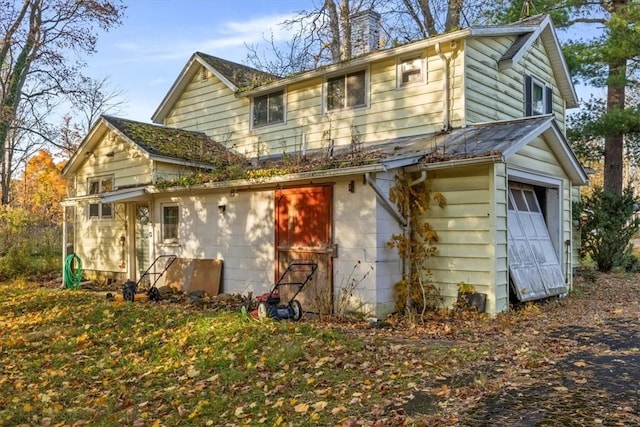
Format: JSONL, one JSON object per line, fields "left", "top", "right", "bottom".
{"left": 162, "top": 205, "right": 179, "bottom": 242}
{"left": 253, "top": 90, "right": 284, "bottom": 127}
{"left": 398, "top": 57, "right": 424, "bottom": 86}
{"left": 525, "top": 75, "right": 553, "bottom": 116}
{"left": 326, "top": 70, "right": 366, "bottom": 111}
{"left": 87, "top": 176, "right": 113, "bottom": 219}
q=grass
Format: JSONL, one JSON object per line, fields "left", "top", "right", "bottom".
{"left": 0, "top": 279, "right": 457, "bottom": 426}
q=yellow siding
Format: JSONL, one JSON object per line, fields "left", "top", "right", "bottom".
{"left": 73, "top": 203, "right": 127, "bottom": 274}
{"left": 74, "top": 132, "right": 152, "bottom": 196}
{"left": 419, "top": 165, "right": 498, "bottom": 310}
{"left": 510, "top": 136, "right": 566, "bottom": 176}
{"left": 163, "top": 43, "right": 466, "bottom": 159}
{"left": 493, "top": 163, "right": 509, "bottom": 312}
{"left": 465, "top": 37, "right": 566, "bottom": 132}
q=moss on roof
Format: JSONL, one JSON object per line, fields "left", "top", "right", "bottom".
{"left": 103, "top": 115, "right": 245, "bottom": 166}
{"left": 196, "top": 52, "right": 277, "bottom": 89}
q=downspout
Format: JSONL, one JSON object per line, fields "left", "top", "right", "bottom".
{"left": 365, "top": 170, "right": 427, "bottom": 302}
{"left": 436, "top": 42, "right": 452, "bottom": 132}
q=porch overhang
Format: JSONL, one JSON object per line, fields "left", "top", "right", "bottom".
{"left": 101, "top": 187, "right": 152, "bottom": 203}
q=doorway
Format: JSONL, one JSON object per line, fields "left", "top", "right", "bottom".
{"left": 275, "top": 186, "right": 334, "bottom": 314}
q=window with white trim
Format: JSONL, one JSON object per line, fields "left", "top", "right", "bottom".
{"left": 326, "top": 69, "right": 366, "bottom": 111}
{"left": 162, "top": 205, "right": 179, "bottom": 242}
{"left": 87, "top": 176, "right": 113, "bottom": 219}
{"left": 253, "top": 90, "right": 284, "bottom": 127}
{"left": 398, "top": 57, "right": 424, "bottom": 86}
{"left": 525, "top": 75, "right": 553, "bottom": 116}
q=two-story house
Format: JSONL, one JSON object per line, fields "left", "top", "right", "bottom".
{"left": 62, "top": 13, "right": 587, "bottom": 316}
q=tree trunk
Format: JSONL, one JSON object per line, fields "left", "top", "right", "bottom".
{"left": 0, "top": 0, "right": 41, "bottom": 194}
{"left": 603, "top": 0, "right": 628, "bottom": 196}
{"left": 324, "top": 0, "right": 342, "bottom": 62}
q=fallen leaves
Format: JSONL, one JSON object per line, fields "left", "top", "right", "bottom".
{"left": 2, "top": 273, "right": 640, "bottom": 425}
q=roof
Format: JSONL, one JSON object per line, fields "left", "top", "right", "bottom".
{"left": 153, "top": 116, "right": 587, "bottom": 191}
{"left": 471, "top": 15, "right": 577, "bottom": 108}
{"left": 152, "top": 52, "right": 276, "bottom": 123}
{"left": 102, "top": 115, "right": 241, "bottom": 164}
{"left": 152, "top": 14, "right": 577, "bottom": 123}
{"left": 368, "top": 115, "right": 587, "bottom": 184}
{"left": 196, "top": 52, "right": 275, "bottom": 89}
{"left": 63, "top": 115, "right": 245, "bottom": 176}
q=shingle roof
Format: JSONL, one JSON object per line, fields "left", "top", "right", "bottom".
{"left": 196, "top": 52, "right": 276, "bottom": 89}
{"left": 103, "top": 115, "right": 244, "bottom": 166}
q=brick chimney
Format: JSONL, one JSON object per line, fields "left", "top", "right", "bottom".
{"left": 350, "top": 9, "right": 380, "bottom": 58}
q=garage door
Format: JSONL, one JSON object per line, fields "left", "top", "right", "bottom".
{"left": 508, "top": 184, "right": 566, "bottom": 302}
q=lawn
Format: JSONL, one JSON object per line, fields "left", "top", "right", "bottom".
{"left": 1, "top": 274, "right": 639, "bottom": 426}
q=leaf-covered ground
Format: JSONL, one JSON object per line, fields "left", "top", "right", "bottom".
{"left": 1, "top": 273, "right": 639, "bottom": 426}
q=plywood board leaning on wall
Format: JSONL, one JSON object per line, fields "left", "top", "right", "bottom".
{"left": 164, "top": 258, "right": 222, "bottom": 296}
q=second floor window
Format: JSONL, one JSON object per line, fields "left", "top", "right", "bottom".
{"left": 253, "top": 91, "right": 284, "bottom": 127}
{"left": 525, "top": 75, "right": 553, "bottom": 116}
{"left": 399, "top": 57, "right": 424, "bottom": 86}
{"left": 87, "top": 176, "right": 113, "bottom": 219}
{"left": 327, "top": 70, "right": 366, "bottom": 111}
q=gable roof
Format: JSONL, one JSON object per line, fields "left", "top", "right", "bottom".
{"left": 63, "top": 115, "right": 244, "bottom": 176}
{"left": 151, "top": 14, "right": 577, "bottom": 122}
{"left": 151, "top": 52, "right": 275, "bottom": 124}
{"left": 368, "top": 115, "right": 587, "bottom": 184}
{"left": 470, "top": 14, "right": 577, "bottom": 108}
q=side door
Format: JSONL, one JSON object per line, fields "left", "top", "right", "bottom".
{"left": 275, "top": 186, "right": 334, "bottom": 314}
{"left": 135, "top": 204, "right": 151, "bottom": 283}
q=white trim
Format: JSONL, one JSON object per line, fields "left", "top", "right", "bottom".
{"left": 507, "top": 168, "right": 564, "bottom": 263}
{"left": 250, "top": 89, "right": 286, "bottom": 130}
{"left": 396, "top": 55, "right": 426, "bottom": 89}
{"left": 161, "top": 203, "right": 180, "bottom": 243}
{"left": 323, "top": 65, "right": 370, "bottom": 114}
{"left": 507, "top": 167, "right": 562, "bottom": 188}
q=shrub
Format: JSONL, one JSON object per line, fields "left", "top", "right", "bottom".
{"left": 575, "top": 187, "right": 640, "bottom": 272}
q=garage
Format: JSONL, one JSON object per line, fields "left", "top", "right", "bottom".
{"left": 508, "top": 183, "right": 566, "bottom": 302}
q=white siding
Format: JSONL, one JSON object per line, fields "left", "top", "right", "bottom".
{"left": 153, "top": 190, "right": 275, "bottom": 295}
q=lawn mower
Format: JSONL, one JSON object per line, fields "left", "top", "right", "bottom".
{"left": 256, "top": 261, "right": 318, "bottom": 321}
{"left": 122, "top": 254, "right": 177, "bottom": 302}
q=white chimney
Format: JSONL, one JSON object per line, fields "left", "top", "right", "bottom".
{"left": 350, "top": 9, "right": 380, "bottom": 58}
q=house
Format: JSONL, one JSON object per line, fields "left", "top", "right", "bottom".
{"left": 62, "top": 13, "right": 588, "bottom": 316}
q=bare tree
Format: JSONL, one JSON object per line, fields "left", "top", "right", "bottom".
{"left": 246, "top": 0, "right": 378, "bottom": 74}
{"left": 0, "top": 0, "right": 125, "bottom": 203}
{"left": 246, "top": 0, "right": 479, "bottom": 74}
{"left": 69, "top": 75, "right": 127, "bottom": 133}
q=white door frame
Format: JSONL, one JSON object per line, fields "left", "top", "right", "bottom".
{"left": 507, "top": 168, "right": 563, "bottom": 263}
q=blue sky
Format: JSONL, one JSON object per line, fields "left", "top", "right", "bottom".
{"left": 86, "top": 1, "right": 312, "bottom": 122}
{"left": 84, "top": 1, "right": 597, "bottom": 124}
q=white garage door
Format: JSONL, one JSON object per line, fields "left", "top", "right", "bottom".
{"left": 508, "top": 184, "right": 566, "bottom": 302}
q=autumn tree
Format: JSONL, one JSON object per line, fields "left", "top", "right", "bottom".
{"left": 13, "top": 149, "right": 66, "bottom": 224}
{"left": 488, "top": 0, "right": 640, "bottom": 196}
{"left": 0, "top": 0, "right": 125, "bottom": 204}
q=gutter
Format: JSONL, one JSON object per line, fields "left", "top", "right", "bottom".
{"left": 418, "top": 154, "right": 504, "bottom": 171}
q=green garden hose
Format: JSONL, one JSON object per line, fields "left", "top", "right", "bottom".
{"left": 64, "top": 254, "right": 83, "bottom": 289}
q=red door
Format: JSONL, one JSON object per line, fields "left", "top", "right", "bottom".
{"left": 275, "top": 186, "right": 333, "bottom": 314}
